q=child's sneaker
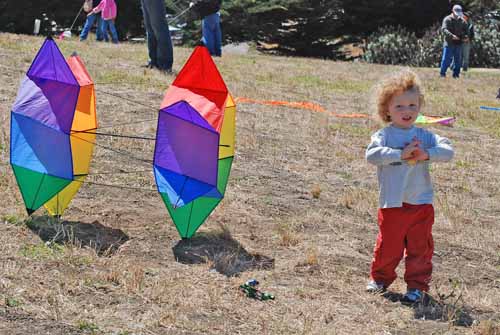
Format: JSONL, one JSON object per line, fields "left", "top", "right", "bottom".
{"left": 402, "top": 288, "right": 423, "bottom": 303}
{"left": 366, "top": 280, "right": 386, "bottom": 293}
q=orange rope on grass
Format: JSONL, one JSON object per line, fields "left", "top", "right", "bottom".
{"left": 235, "top": 97, "right": 370, "bottom": 119}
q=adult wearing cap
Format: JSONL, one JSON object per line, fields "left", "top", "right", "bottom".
{"left": 440, "top": 4, "right": 468, "bottom": 78}
{"left": 189, "top": 0, "right": 222, "bottom": 57}
{"left": 141, "top": 0, "right": 174, "bottom": 73}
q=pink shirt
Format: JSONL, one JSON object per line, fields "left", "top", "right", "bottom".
{"left": 92, "top": 0, "right": 117, "bottom": 20}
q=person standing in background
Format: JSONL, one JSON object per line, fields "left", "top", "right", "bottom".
{"left": 141, "top": 0, "right": 174, "bottom": 73}
{"left": 80, "top": 0, "right": 104, "bottom": 41}
{"left": 190, "top": 0, "right": 222, "bottom": 57}
{"left": 89, "top": 0, "right": 118, "bottom": 44}
{"left": 439, "top": 4, "right": 467, "bottom": 78}
{"left": 461, "top": 12, "right": 474, "bottom": 72}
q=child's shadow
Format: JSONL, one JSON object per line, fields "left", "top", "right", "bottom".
{"left": 382, "top": 291, "right": 475, "bottom": 327}
{"left": 26, "top": 215, "right": 129, "bottom": 256}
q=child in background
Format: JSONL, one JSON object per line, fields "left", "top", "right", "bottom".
{"left": 80, "top": 0, "right": 104, "bottom": 41}
{"left": 365, "top": 70, "right": 454, "bottom": 303}
{"left": 89, "top": 0, "right": 118, "bottom": 44}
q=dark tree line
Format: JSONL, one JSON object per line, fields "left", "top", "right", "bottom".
{"left": 0, "top": 0, "right": 498, "bottom": 60}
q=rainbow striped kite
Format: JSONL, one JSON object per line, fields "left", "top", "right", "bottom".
{"left": 10, "top": 37, "right": 97, "bottom": 216}
{"left": 153, "top": 46, "right": 236, "bottom": 238}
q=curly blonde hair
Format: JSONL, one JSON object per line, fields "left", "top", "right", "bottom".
{"left": 375, "top": 70, "right": 425, "bottom": 123}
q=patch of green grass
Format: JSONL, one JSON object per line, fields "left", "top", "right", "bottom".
{"left": 19, "top": 243, "right": 64, "bottom": 260}
{"left": 95, "top": 69, "right": 164, "bottom": 90}
{"left": 329, "top": 122, "right": 371, "bottom": 138}
{"left": 2, "top": 214, "right": 23, "bottom": 226}
{"left": 455, "top": 160, "right": 475, "bottom": 169}
{"left": 293, "top": 75, "right": 370, "bottom": 93}
{"left": 77, "top": 320, "right": 99, "bottom": 333}
{"left": 5, "top": 297, "right": 21, "bottom": 308}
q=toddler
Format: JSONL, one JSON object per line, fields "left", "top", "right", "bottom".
{"left": 365, "top": 70, "right": 454, "bottom": 303}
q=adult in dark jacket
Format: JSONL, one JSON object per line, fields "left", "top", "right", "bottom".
{"left": 439, "top": 4, "right": 468, "bottom": 78}
{"left": 461, "top": 13, "right": 474, "bottom": 72}
{"left": 190, "top": 0, "right": 222, "bottom": 56}
{"left": 80, "top": 0, "right": 104, "bottom": 41}
{"left": 141, "top": 0, "right": 174, "bottom": 72}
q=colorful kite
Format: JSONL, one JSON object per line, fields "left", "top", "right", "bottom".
{"left": 415, "top": 114, "right": 455, "bottom": 127}
{"left": 10, "top": 37, "right": 97, "bottom": 216}
{"left": 479, "top": 106, "right": 500, "bottom": 111}
{"left": 153, "top": 46, "right": 236, "bottom": 238}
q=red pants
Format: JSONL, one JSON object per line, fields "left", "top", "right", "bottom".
{"left": 370, "top": 203, "right": 434, "bottom": 291}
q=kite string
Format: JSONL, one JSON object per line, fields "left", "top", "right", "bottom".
{"left": 70, "top": 132, "right": 153, "bottom": 166}
{"left": 96, "top": 88, "right": 158, "bottom": 111}
{"left": 75, "top": 179, "right": 157, "bottom": 192}
{"left": 73, "top": 130, "right": 156, "bottom": 141}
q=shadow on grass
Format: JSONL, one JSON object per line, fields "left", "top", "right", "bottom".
{"left": 26, "top": 215, "right": 129, "bottom": 256}
{"left": 382, "top": 291, "right": 475, "bottom": 327}
{"left": 172, "top": 230, "right": 274, "bottom": 277}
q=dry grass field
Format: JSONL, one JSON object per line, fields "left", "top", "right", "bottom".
{"left": 0, "top": 32, "right": 499, "bottom": 335}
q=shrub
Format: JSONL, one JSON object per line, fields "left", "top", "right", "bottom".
{"left": 414, "top": 24, "right": 444, "bottom": 67}
{"left": 364, "top": 21, "right": 500, "bottom": 68}
{"left": 363, "top": 26, "right": 418, "bottom": 65}
{"left": 471, "top": 20, "right": 500, "bottom": 68}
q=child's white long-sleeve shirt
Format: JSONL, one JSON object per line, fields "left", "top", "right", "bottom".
{"left": 366, "top": 125, "right": 454, "bottom": 208}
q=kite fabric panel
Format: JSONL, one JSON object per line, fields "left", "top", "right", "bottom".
{"left": 154, "top": 46, "right": 236, "bottom": 239}
{"left": 10, "top": 37, "right": 97, "bottom": 216}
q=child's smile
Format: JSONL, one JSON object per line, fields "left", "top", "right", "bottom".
{"left": 387, "top": 89, "right": 420, "bottom": 129}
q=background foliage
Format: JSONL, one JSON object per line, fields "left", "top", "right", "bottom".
{"left": 363, "top": 19, "right": 500, "bottom": 68}
{"left": 0, "top": 0, "right": 499, "bottom": 65}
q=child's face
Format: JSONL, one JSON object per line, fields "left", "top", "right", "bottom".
{"left": 387, "top": 89, "right": 420, "bottom": 129}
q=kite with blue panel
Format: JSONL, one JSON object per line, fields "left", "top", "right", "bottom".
{"left": 10, "top": 37, "right": 97, "bottom": 216}
{"left": 154, "top": 46, "right": 236, "bottom": 239}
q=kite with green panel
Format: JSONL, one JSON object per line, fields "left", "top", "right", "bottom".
{"left": 153, "top": 46, "right": 236, "bottom": 238}
{"left": 10, "top": 37, "right": 96, "bottom": 216}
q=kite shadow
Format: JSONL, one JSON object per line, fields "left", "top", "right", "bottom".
{"left": 26, "top": 215, "right": 129, "bottom": 256}
{"left": 172, "top": 231, "right": 274, "bottom": 277}
{"left": 382, "top": 291, "right": 475, "bottom": 327}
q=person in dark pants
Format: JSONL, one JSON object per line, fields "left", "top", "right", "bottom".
{"left": 461, "top": 13, "right": 474, "bottom": 72}
{"left": 190, "top": 0, "right": 222, "bottom": 56}
{"left": 439, "top": 4, "right": 467, "bottom": 78}
{"left": 141, "top": 0, "right": 174, "bottom": 72}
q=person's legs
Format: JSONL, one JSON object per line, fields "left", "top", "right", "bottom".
{"left": 439, "top": 46, "right": 453, "bottom": 77}
{"left": 80, "top": 14, "right": 96, "bottom": 40}
{"left": 369, "top": 207, "right": 408, "bottom": 288}
{"left": 202, "top": 14, "right": 216, "bottom": 55}
{"left": 100, "top": 19, "right": 109, "bottom": 42}
{"left": 462, "top": 43, "right": 471, "bottom": 71}
{"left": 452, "top": 45, "right": 463, "bottom": 78}
{"left": 143, "top": 0, "right": 173, "bottom": 71}
{"left": 95, "top": 15, "right": 103, "bottom": 41}
{"left": 141, "top": 0, "right": 158, "bottom": 67}
{"left": 107, "top": 20, "right": 119, "bottom": 43}
{"left": 404, "top": 204, "right": 434, "bottom": 292}
{"left": 214, "top": 12, "right": 222, "bottom": 56}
